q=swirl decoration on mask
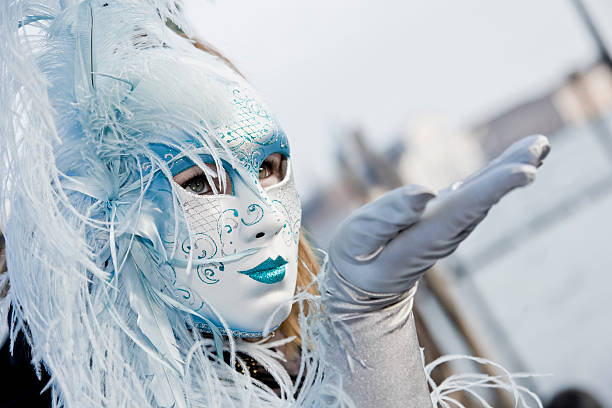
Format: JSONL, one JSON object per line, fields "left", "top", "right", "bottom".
{"left": 267, "top": 176, "right": 301, "bottom": 246}
{"left": 197, "top": 262, "right": 224, "bottom": 285}
{"left": 164, "top": 153, "right": 177, "bottom": 170}
{"left": 271, "top": 199, "right": 296, "bottom": 247}
{"left": 181, "top": 233, "right": 217, "bottom": 260}
{"left": 174, "top": 286, "right": 205, "bottom": 312}
{"left": 217, "top": 209, "right": 239, "bottom": 256}
{"left": 291, "top": 219, "right": 301, "bottom": 244}
{"left": 240, "top": 203, "right": 264, "bottom": 226}
{"left": 233, "top": 147, "right": 267, "bottom": 175}
{"left": 279, "top": 132, "right": 288, "bottom": 150}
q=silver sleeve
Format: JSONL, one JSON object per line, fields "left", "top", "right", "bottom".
{"left": 321, "top": 266, "right": 433, "bottom": 408}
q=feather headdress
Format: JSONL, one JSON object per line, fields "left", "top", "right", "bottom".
{"left": 0, "top": 1, "right": 354, "bottom": 406}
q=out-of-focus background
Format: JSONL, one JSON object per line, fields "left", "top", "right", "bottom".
{"left": 187, "top": 1, "right": 612, "bottom": 406}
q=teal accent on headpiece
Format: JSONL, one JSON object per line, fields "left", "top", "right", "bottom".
{"left": 148, "top": 143, "right": 209, "bottom": 176}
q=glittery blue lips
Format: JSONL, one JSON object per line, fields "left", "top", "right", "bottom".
{"left": 239, "top": 256, "right": 288, "bottom": 284}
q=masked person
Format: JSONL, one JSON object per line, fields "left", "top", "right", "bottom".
{"left": 0, "top": 0, "right": 549, "bottom": 407}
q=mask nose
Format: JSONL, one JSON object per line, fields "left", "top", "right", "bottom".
{"left": 241, "top": 202, "right": 285, "bottom": 243}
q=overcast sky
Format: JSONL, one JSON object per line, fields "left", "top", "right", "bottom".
{"left": 184, "top": 0, "right": 609, "bottom": 196}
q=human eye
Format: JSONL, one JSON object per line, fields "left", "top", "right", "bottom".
{"left": 174, "top": 163, "right": 232, "bottom": 195}
{"left": 258, "top": 153, "right": 288, "bottom": 188}
{"left": 183, "top": 175, "right": 212, "bottom": 195}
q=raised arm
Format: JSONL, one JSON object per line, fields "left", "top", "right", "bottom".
{"left": 321, "top": 135, "right": 550, "bottom": 407}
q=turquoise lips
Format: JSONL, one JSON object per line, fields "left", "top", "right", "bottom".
{"left": 239, "top": 256, "right": 288, "bottom": 284}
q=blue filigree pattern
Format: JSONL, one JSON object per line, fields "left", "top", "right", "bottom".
{"left": 215, "top": 86, "right": 290, "bottom": 175}
{"left": 240, "top": 203, "right": 264, "bottom": 226}
{"left": 181, "top": 233, "right": 217, "bottom": 260}
{"left": 268, "top": 173, "right": 301, "bottom": 247}
{"left": 197, "top": 262, "right": 224, "bottom": 285}
{"left": 217, "top": 208, "right": 239, "bottom": 256}
{"left": 174, "top": 285, "right": 205, "bottom": 312}
{"left": 272, "top": 199, "right": 296, "bottom": 247}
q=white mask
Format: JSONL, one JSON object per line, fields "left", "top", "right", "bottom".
{"left": 159, "top": 82, "right": 302, "bottom": 336}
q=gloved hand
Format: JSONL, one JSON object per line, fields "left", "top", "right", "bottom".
{"left": 328, "top": 134, "right": 550, "bottom": 294}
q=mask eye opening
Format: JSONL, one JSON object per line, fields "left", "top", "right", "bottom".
{"left": 173, "top": 161, "right": 234, "bottom": 196}
{"left": 259, "top": 153, "right": 289, "bottom": 189}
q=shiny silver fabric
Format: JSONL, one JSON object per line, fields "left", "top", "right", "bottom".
{"left": 322, "top": 266, "right": 433, "bottom": 408}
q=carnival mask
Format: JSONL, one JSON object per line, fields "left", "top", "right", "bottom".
{"left": 153, "top": 80, "right": 302, "bottom": 337}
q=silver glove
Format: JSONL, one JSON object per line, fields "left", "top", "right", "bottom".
{"left": 328, "top": 134, "right": 550, "bottom": 294}
{"left": 322, "top": 135, "right": 550, "bottom": 407}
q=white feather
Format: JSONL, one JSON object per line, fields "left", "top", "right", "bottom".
{"left": 126, "top": 264, "right": 186, "bottom": 408}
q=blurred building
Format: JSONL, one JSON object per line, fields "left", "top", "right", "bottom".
{"left": 473, "top": 62, "right": 612, "bottom": 159}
